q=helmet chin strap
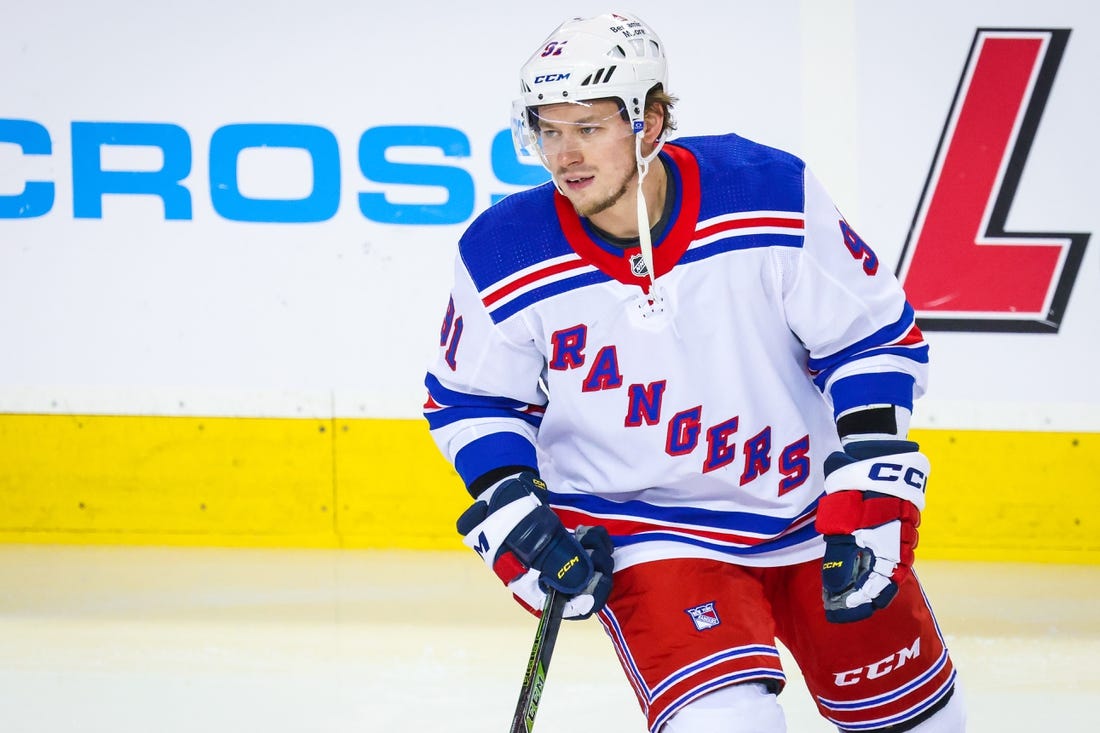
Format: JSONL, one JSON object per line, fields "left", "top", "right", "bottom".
{"left": 635, "top": 131, "right": 666, "bottom": 292}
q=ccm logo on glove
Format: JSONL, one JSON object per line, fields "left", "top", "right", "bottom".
{"left": 457, "top": 472, "right": 614, "bottom": 620}
{"left": 816, "top": 440, "right": 929, "bottom": 623}
{"left": 868, "top": 462, "right": 927, "bottom": 490}
{"left": 558, "top": 555, "right": 580, "bottom": 579}
{"left": 470, "top": 532, "right": 492, "bottom": 557}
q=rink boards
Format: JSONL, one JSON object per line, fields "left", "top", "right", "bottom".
{"left": 0, "top": 414, "right": 1096, "bottom": 564}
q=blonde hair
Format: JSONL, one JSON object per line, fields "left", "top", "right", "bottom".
{"left": 647, "top": 86, "right": 678, "bottom": 139}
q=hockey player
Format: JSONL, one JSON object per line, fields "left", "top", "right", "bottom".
{"left": 424, "top": 11, "right": 965, "bottom": 733}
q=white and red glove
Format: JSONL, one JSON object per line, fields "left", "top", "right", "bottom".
{"left": 815, "top": 440, "right": 928, "bottom": 623}
{"left": 456, "top": 472, "right": 613, "bottom": 619}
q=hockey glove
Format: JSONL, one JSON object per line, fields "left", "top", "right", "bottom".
{"left": 815, "top": 440, "right": 928, "bottom": 623}
{"left": 456, "top": 472, "right": 613, "bottom": 620}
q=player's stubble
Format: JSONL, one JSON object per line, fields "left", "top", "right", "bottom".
{"left": 556, "top": 160, "right": 638, "bottom": 220}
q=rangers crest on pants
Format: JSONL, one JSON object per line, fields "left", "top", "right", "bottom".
{"left": 685, "top": 601, "right": 721, "bottom": 631}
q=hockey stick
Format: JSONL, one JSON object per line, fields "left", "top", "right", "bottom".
{"left": 509, "top": 588, "right": 567, "bottom": 733}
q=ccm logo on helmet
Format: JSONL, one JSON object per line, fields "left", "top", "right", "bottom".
{"left": 534, "top": 73, "right": 571, "bottom": 84}
{"left": 869, "top": 462, "right": 927, "bottom": 491}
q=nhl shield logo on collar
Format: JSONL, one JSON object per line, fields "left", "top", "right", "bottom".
{"left": 629, "top": 253, "right": 649, "bottom": 277}
{"left": 685, "top": 601, "right": 721, "bottom": 631}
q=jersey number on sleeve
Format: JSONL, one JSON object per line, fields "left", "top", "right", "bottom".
{"left": 839, "top": 220, "right": 879, "bottom": 276}
{"left": 440, "top": 296, "right": 463, "bottom": 370}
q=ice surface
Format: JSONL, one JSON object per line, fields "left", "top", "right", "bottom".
{"left": 0, "top": 546, "right": 1097, "bottom": 732}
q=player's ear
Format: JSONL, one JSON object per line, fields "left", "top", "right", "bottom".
{"left": 643, "top": 104, "right": 665, "bottom": 145}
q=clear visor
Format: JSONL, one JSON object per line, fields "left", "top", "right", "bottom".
{"left": 511, "top": 99, "right": 635, "bottom": 163}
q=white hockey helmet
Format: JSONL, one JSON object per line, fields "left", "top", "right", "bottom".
{"left": 512, "top": 12, "right": 669, "bottom": 159}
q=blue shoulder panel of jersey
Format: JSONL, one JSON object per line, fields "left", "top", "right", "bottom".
{"left": 457, "top": 182, "right": 574, "bottom": 293}
{"left": 458, "top": 134, "right": 808, "bottom": 321}
{"left": 672, "top": 133, "right": 807, "bottom": 223}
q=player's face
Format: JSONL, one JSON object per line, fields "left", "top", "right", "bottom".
{"left": 533, "top": 100, "right": 638, "bottom": 219}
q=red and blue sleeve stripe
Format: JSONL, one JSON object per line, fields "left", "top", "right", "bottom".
{"left": 423, "top": 373, "right": 545, "bottom": 431}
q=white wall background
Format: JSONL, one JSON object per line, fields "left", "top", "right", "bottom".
{"left": 2, "top": 0, "right": 1097, "bottom": 430}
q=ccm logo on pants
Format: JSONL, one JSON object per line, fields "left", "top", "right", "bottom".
{"left": 833, "top": 637, "right": 921, "bottom": 686}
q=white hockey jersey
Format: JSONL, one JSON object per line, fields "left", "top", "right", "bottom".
{"left": 425, "top": 134, "right": 928, "bottom": 570}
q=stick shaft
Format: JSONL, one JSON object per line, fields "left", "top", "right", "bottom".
{"left": 509, "top": 590, "right": 567, "bottom": 733}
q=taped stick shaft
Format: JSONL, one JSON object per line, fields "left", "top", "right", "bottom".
{"left": 509, "top": 590, "right": 567, "bottom": 733}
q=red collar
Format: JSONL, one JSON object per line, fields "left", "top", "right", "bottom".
{"left": 553, "top": 143, "right": 701, "bottom": 289}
